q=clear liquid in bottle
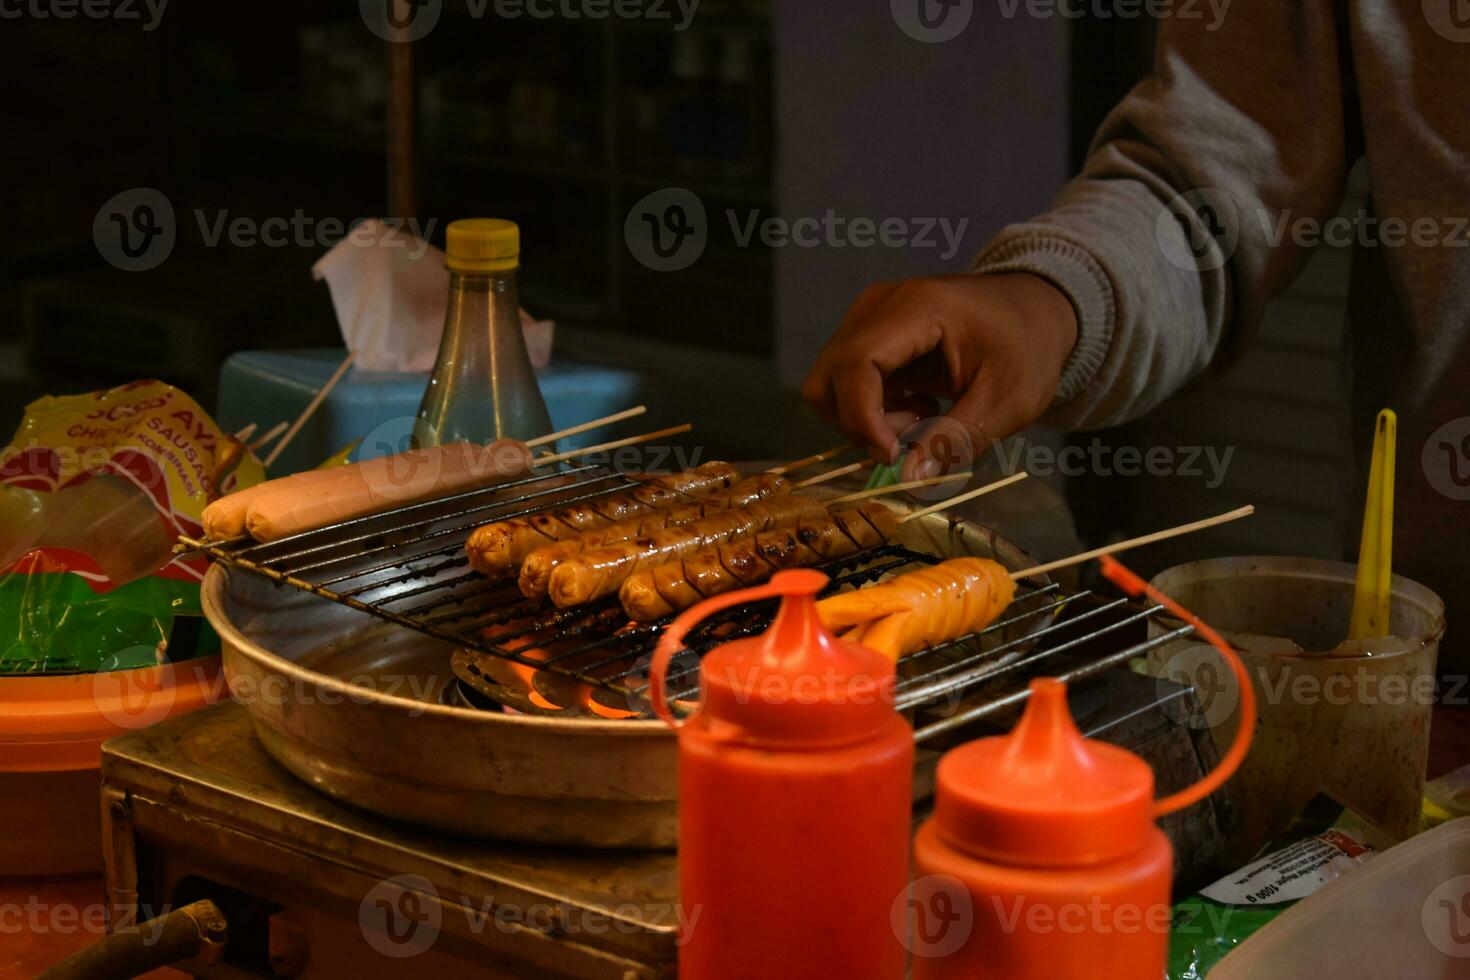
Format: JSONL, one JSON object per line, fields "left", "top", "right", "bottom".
{"left": 414, "top": 218, "right": 552, "bottom": 449}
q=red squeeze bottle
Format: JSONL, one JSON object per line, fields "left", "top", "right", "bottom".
{"left": 910, "top": 555, "right": 1258, "bottom": 979}
{"left": 913, "top": 677, "right": 1172, "bottom": 978}
{"left": 651, "top": 569, "right": 913, "bottom": 980}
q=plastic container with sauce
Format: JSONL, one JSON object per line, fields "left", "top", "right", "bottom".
{"left": 908, "top": 556, "right": 1257, "bottom": 979}
{"left": 650, "top": 569, "right": 913, "bottom": 980}
{"left": 912, "top": 677, "right": 1175, "bottom": 979}
{"left": 1144, "top": 556, "right": 1444, "bottom": 859}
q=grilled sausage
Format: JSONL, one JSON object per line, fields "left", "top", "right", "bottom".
{"left": 619, "top": 502, "right": 899, "bottom": 621}
{"left": 465, "top": 461, "right": 741, "bottom": 577}
{"left": 518, "top": 473, "right": 790, "bottom": 598}
{"left": 815, "top": 557, "right": 1016, "bottom": 659}
{"left": 205, "top": 439, "right": 533, "bottom": 542}
{"left": 546, "top": 494, "right": 827, "bottom": 608}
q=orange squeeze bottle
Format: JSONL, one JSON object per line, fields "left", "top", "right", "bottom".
{"left": 912, "top": 678, "right": 1173, "bottom": 978}
{"left": 651, "top": 569, "right": 913, "bottom": 980}
{"left": 910, "top": 555, "right": 1257, "bottom": 978}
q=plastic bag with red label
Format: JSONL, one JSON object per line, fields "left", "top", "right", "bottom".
{"left": 0, "top": 380, "right": 264, "bottom": 674}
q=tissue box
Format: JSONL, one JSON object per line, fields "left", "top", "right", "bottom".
{"left": 217, "top": 349, "right": 644, "bottom": 474}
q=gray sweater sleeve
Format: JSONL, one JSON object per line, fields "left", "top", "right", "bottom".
{"left": 974, "top": 2, "right": 1354, "bottom": 430}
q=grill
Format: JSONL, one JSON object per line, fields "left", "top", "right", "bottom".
{"left": 183, "top": 463, "right": 1196, "bottom": 742}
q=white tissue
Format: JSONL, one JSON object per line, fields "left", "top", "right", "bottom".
{"left": 312, "top": 218, "right": 553, "bottom": 373}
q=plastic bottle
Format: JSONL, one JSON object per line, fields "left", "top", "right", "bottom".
{"left": 651, "top": 569, "right": 913, "bottom": 980}
{"left": 414, "top": 218, "right": 552, "bottom": 449}
{"left": 912, "top": 677, "right": 1173, "bottom": 978}
{"left": 910, "top": 555, "right": 1259, "bottom": 979}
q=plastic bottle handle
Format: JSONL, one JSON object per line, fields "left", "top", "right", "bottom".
{"left": 1100, "top": 555, "right": 1258, "bottom": 818}
{"left": 649, "top": 579, "right": 794, "bottom": 728}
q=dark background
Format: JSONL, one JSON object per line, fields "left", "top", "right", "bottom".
{"left": 10, "top": 1, "right": 1357, "bottom": 584}
{"left": 0, "top": 1, "right": 1149, "bottom": 421}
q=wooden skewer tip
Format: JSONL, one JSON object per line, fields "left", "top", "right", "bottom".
{"left": 767, "top": 444, "right": 849, "bottom": 475}
{"left": 897, "top": 471, "right": 1030, "bottom": 523}
{"left": 264, "top": 351, "right": 355, "bottom": 467}
{"left": 533, "top": 423, "right": 693, "bottom": 467}
{"left": 1010, "top": 504, "right": 1255, "bottom": 581}
{"left": 248, "top": 420, "right": 290, "bottom": 452}
{"left": 524, "top": 405, "right": 648, "bottom": 449}
{"left": 793, "top": 459, "right": 872, "bottom": 489}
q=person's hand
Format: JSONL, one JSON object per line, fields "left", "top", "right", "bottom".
{"left": 801, "top": 272, "right": 1079, "bottom": 479}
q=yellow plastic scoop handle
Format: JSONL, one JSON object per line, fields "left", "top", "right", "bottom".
{"left": 1348, "top": 408, "right": 1396, "bottom": 640}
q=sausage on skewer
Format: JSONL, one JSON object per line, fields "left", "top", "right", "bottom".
{"left": 465, "top": 461, "right": 740, "bottom": 576}
{"left": 203, "top": 438, "right": 534, "bottom": 541}
{"left": 546, "top": 495, "right": 827, "bottom": 608}
{"left": 518, "top": 473, "right": 790, "bottom": 598}
{"left": 815, "top": 557, "right": 1016, "bottom": 659}
{"left": 619, "top": 502, "right": 899, "bottom": 621}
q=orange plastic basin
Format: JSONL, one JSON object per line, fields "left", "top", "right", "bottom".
{"left": 0, "top": 659, "right": 224, "bottom": 874}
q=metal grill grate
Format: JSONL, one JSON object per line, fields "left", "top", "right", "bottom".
{"left": 183, "top": 465, "right": 1196, "bottom": 740}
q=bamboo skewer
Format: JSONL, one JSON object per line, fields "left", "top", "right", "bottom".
{"left": 264, "top": 352, "right": 356, "bottom": 467}
{"left": 767, "top": 445, "right": 847, "bottom": 475}
{"left": 233, "top": 423, "right": 259, "bottom": 442}
{"left": 525, "top": 406, "right": 648, "bottom": 450}
{"left": 247, "top": 420, "right": 289, "bottom": 453}
{"left": 1010, "top": 505, "right": 1255, "bottom": 581}
{"left": 896, "top": 472, "right": 1031, "bottom": 523}
{"left": 793, "top": 459, "right": 876, "bottom": 489}
{"left": 532, "top": 424, "right": 693, "bottom": 468}
{"left": 836, "top": 470, "right": 976, "bottom": 505}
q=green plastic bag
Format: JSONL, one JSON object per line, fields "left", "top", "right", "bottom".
{"left": 0, "top": 381, "right": 263, "bottom": 674}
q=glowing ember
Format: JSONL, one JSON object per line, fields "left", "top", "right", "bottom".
{"left": 482, "top": 621, "right": 565, "bottom": 712}
{"left": 578, "top": 685, "right": 638, "bottom": 720}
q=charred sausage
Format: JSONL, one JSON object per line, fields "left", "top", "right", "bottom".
{"left": 465, "top": 461, "right": 740, "bottom": 576}
{"left": 546, "top": 494, "right": 827, "bottom": 608}
{"left": 618, "top": 502, "right": 899, "bottom": 621}
{"left": 815, "top": 557, "right": 1016, "bottom": 659}
{"left": 517, "top": 473, "right": 790, "bottom": 598}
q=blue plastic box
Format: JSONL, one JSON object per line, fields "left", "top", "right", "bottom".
{"left": 217, "top": 349, "right": 645, "bottom": 474}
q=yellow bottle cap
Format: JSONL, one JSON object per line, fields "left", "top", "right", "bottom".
{"left": 445, "top": 218, "right": 520, "bottom": 272}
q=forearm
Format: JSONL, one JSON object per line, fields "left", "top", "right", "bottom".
{"left": 975, "top": 0, "right": 1353, "bottom": 430}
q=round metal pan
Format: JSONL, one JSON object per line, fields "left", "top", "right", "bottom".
{"left": 202, "top": 492, "right": 1052, "bottom": 848}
